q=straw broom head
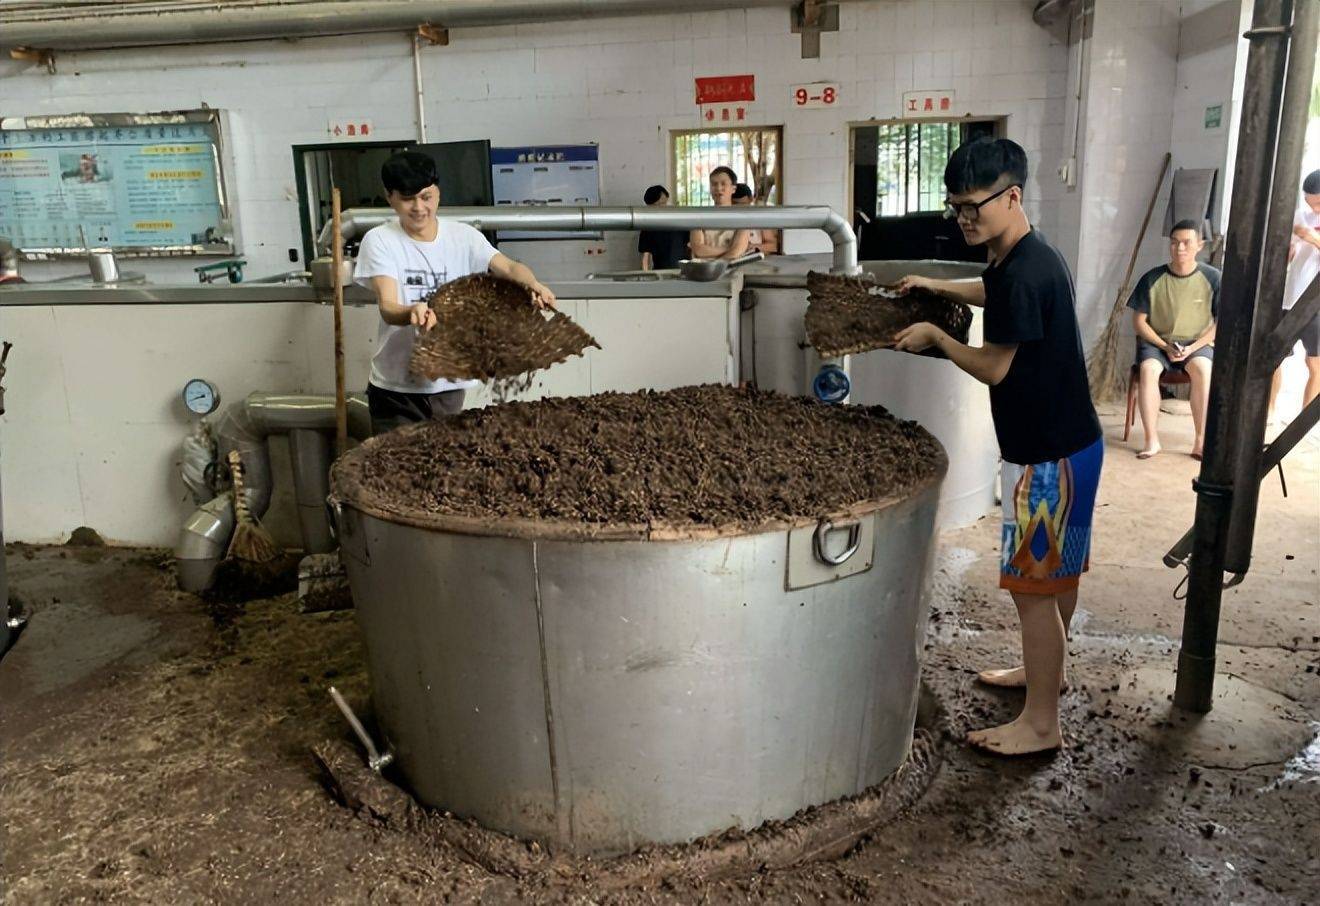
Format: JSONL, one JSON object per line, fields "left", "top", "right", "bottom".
{"left": 1087, "top": 300, "right": 1130, "bottom": 402}
{"left": 225, "top": 450, "right": 282, "bottom": 563}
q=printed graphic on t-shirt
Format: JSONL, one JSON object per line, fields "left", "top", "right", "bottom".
{"left": 402, "top": 265, "right": 448, "bottom": 299}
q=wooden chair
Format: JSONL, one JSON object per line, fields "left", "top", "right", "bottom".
{"left": 1123, "top": 363, "right": 1192, "bottom": 441}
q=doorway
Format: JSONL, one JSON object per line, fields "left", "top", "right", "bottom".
{"left": 292, "top": 139, "right": 494, "bottom": 263}
{"left": 850, "top": 118, "right": 1002, "bottom": 261}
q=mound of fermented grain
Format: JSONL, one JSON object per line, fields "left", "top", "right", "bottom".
{"left": 408, "top": 273, "right": 599, "bottom": 383}
{"left": 805, "top": 271, "right": 972, "bottom": 359}
{"left": 332, "top": 384, "right": 944, "bottom": 535}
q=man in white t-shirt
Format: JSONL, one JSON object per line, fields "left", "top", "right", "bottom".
{"left": 1269, "top": 169, "right": 1320, "bottom": 419}
{"left": 353, "top": 151, "right": 556, "bottom": 434}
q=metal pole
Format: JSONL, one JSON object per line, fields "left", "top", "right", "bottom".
{"left": 1173, "top": 0, "right": 1292, "bottom": 714}
{"left": 0, "top": 341, "right": 10, "bottom": 656}
{"left": 1164, "top": 393, "right": 1320, "bottom": 570}
{"left": 1223, "top": 0, "right": 1319, "bottom": 574}
{"left": 412, "top": 33, "right": 428, "bottom": 144}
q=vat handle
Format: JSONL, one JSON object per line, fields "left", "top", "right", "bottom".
{"left": 813, "top": 518, "right": 861, "bottom": 566}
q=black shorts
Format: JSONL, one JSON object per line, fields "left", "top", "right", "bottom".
{"left": 1136, "top": 341, "right": 1213, "bottom": 373}
{"left": 1298, "top": 310, "right": 1320, "bottom": 357}
{"left": 366, "top": 383, "right": 465, "bottom": 435}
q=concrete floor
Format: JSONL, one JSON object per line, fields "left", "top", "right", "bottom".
{"left": 0, "top": 404, "right": 1316, "bottom": 903}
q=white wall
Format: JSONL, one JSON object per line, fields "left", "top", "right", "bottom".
{"left": 0, "top": 1, "right": 1069, "bottom": 284}
{"left": 1170, "top": 0, "right": 1252, "bottom": 237}
{"left": 1070, "top": 0, "right": 1182, "bottom": 350}
{"left": 1, "top": 292, "right": 735, "bottom": 545}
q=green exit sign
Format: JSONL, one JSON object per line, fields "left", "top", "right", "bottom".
{"left": 1205, "top": 104, "right": 1223, "bottom": 129}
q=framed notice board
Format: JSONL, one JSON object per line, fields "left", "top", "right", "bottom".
{"left": 491, "top": 144, "right": 601, "bottom": 240}
{"left": 0, "top": 109, "right": 234, "bottom": 258}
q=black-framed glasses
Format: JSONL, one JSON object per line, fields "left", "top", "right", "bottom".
{"left": 943, "top": 184, "right": 1019, "bottom": 221}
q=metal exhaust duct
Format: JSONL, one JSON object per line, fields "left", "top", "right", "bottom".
{"left": 321, "top": 205, "right": 860, "bottom": 275}
{"left": 0, "top": 1, "right": 830, "bottom": 51}
{"left": 174, "top": 391, "right": 373, "bottom": 592}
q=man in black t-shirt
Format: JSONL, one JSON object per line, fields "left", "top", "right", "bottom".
{"left": 894, "top": 138, "right": 1103, "bottom": 757}
{"left": 637, "top": 185, "right": 688, "bottom": 271}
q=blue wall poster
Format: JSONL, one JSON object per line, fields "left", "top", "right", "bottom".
{"left": 491, "top": 145, "right": 601, "bottom": 240}
{"left": 0, "top": 114, "right": 232, "bottom": 256}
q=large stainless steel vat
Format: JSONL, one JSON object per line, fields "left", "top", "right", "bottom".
{"left": 332, "top": 458, "right": 945, "bottom": 854}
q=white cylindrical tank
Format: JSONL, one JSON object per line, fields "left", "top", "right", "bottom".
{"left": 742, "top": 256, "right": 996, "bottom": 530}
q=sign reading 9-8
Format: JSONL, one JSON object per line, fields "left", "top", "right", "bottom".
{"left": 791, "top": 82, "right": 840, "bottom": 108}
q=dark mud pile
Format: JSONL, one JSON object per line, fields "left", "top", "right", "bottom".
{"left": 332, "top": 384, "right": 944, "bottom": 534}
{"left": 408, "top": 274, "right": 599, "bottom": 383}
{"left": 805, "top": 271, "right": 972, "bottom": 359}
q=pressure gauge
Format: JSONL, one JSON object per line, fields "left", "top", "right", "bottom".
{"left": 182, "top": 378, "right": 221, "bottom": 416}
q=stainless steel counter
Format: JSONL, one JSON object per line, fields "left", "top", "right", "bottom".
{"left": 0, "top": 276, "right": 737, "bottom": 307}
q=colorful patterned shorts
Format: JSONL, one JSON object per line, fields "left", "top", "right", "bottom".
{"left": 1000, "top": 437, "right": 1104, "bottom": 595}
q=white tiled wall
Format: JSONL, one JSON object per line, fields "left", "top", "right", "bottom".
{"left": 0, "top": 3, "right": 1245, "bottom": 339}
{"left": 1170, "top": 0, "right": 1251, "bottom": 237}
{"left": 1, "top": 293, "right": 735, "bottom": 545}
{"left": 1070, "top": 0, "right": 1182, "bottom": 349}
{"left": 0, "top": 1, "right": 1069, "bottom": 285}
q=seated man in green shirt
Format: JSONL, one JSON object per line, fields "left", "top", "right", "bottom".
{"left": 1127, "top": 219, "right": 1220, "bottom": 460}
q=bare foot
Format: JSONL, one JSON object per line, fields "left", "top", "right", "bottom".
{"left": 975, "top": 666, "right": 1069, "bottom": 693}
{"left": 967, "top": 716, "right": 1062, "bottom": 756}
{"left": 1136, "top": 444, "right": 1161, "bottom": 460}
{"left": 1190, "top": 441, "right": 1203, "bottom": 461}
{"left": 977, "top": 665, "right": 1027, "bottom": 687}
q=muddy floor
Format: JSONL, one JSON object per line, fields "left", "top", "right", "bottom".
{"left": 2, "top": 405, "right": 1317, "bottom": 904}
{"left": 334, "top": 384, "right": 943, "bottom": 531}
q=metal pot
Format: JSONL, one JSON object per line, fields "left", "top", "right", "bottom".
{"left": 310, "top": 256, "right": 354, "bottom": 293}
{"left": 679, "top": 250, "right": 764, "bottom": 281}
{"left": 88, "top": 251, "right": 120, "bottom": 284}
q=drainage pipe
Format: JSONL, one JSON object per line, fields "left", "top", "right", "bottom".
{"left": 0, "top": 1, "right": 818, "bottom": 51}
{"left": 319, "top": 206, "right": 861, "bottom": 275}
{"left": 174, "top": 391, "right": 372, "bottom": 592}
{"left": 412, "top": 34, "right": 428, "bottom": 143}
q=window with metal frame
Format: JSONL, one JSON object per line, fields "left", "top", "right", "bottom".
{"left": 671, "top": 127, "right": 782, "bottom": 206}
{"left": 874, "top": 121, "right": 965, "bottom": 217}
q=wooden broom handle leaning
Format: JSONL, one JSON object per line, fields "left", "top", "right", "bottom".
{"left": 228, "top": 450, "right": 251, "bottom": 523}
{"left": 332, "top": 188, "right": 348, "bottom": 457}
{"left": 1118, "top": 152, "right": 1172, "bottom": 304}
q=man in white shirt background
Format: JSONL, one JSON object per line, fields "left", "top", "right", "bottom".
{"left": 353, "top": 151, "right": 556, "bottom": 434}
{"left": 1269, "top": 168, "right": 1320, "bottom": 420}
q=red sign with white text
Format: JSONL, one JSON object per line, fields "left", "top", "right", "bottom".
{"left": 695, "top": 74, "right": 756, "bottom": 106}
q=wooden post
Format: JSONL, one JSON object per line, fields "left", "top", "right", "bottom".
{"left": 332, "top": 188, "right": 348, "bottom": 457}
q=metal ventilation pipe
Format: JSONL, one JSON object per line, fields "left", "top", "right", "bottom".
{"left": 0, "top": 0, "right": 822, "bottom": 51}
{"left": 320, "top": 205, "right": 860, "bottom": 275}
{"left": 174, "top": 391, "right": 373, "bottom": 592}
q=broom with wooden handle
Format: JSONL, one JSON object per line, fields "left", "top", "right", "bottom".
{"left": 1087, "top": 152, "right": 1172, "bottom": 401}
{"left": 332, "top": 187, "right": 348, "bottom": 457}
{"left": 226, "top": 449, "right": 281, "bottom": 563}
